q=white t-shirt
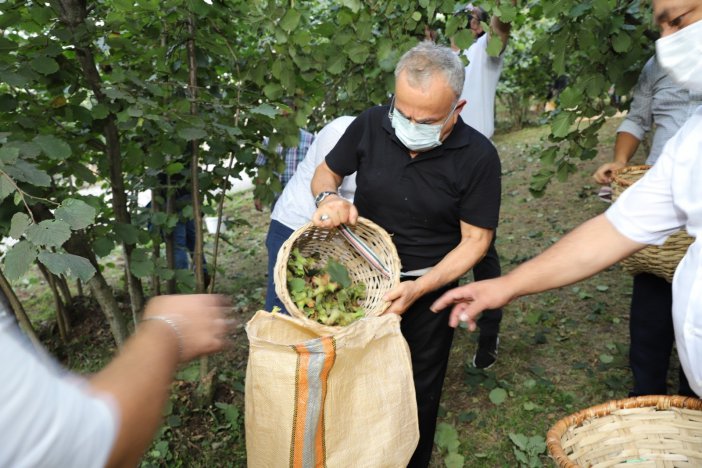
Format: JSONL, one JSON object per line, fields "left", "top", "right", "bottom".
{"left": 605, "top": 106, "right": 702, "bottom": 396}
{"left": 272, "top": 116, "right": 357, "bottom": 230}
{"left": 458, "top": 34, "right": 505, "bottom": 139}
{"left": 0, "top": 316, "right": 118, "bottom": 467}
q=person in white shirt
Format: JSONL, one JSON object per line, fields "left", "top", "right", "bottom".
{"left": 263, "top": 116, "right": 356, "bottom": 314}
{"left": 0, "top": 293, "right": 232, "bottom": 467}
{"left": 431, "top": 0, "right": 702, "bottom": 397}
{"left": 453, "top": 4, "right": 511, "bottom": 140}
{"left": 450, "top": 3, "right": 513, "bottom": 368}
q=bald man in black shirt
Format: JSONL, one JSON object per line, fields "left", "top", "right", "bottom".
{"left": 312, "top": 41, "right": 501, "bottom": 467}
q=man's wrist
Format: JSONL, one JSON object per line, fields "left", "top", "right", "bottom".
{"left": 314, "top": 190, "right": 338, "bottom": 207}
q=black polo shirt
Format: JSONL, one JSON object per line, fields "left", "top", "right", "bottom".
{"left": 325, "top": 105, "right": 501, "bottom": 272}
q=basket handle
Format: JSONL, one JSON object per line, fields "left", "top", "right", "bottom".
{"left": 337, "top": 223, "right": 392, "bottom": 278}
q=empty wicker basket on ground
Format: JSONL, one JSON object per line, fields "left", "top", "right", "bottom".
{"left": 611, "top": 165, "right": 694, "bottom": 282}
{"left": 547, "top": 395, "right": 702, "bottom": 467}
{"left": 274, "top": 216, "right": 401, "bottom": 328}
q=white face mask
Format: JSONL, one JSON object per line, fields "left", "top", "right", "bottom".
{"left": 390, "top": 98, "right": 457, "bottom": 152}
{"left": 655, "top": 18, "right": 702, "bottom": 92}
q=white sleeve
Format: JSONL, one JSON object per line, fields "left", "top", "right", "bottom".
{"left": 0, "top": 319, "right": 118, "bottom": 468}
{"left": 605, "top": 135, "right": 686, "bottom": 245}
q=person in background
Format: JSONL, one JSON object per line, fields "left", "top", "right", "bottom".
{"left": 311, "top": 42, "right": 501, "bottom": 466}
{"left": 593, "top": 55, "right": 702, "bottom": 397}
{"left": 431, "top": 0, "right": 702, "bottom": 398}
{"left": 0, "top": 293, "right": 232, "bottom": 467}
{"left": 450, "top": 2, "right": 514, "bottom": 368}
{"left": 263, "top": 116, "right": 356, "bottom": 313}
{"left": 254, "top": 126, "right": 315, "bottom": 211}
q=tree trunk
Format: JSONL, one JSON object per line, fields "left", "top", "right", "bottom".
{"left": 186, "top": 15, "right": 205, "bottom": 295}
{"left": 37, "top": 263, "right": 69, "bottom": 342}
{"left": 0, "top": 268, "right": 41, "bottom": 348}
{"left": 55, "top": 0, "right": 145, "bottom": 320}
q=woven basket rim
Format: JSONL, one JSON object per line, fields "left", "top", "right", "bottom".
{"left": 611, "top": 164, "right": 652, "bottom": 189}
{"left": 546, "top": 395, "right": 702, "bottom": 468}
{"left": 274, "top": 216, "right": 401, "bottom": 330}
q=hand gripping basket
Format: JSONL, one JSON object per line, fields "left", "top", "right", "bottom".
{"left": 547, "top": 395, "right": 702, "bottom": 467}
{"left": 611, "top": 165, "right": 694, "bottom": 282}
{"left": 274, "top": 217, "right": 401, "bottom": 328}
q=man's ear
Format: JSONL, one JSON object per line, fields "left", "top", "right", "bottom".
{"left": 455, "top": 99, "right": 467, "bottom": 115}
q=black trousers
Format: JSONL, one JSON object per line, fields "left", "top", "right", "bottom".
{"left": 402, "top": 283, "right": 456, "bottom": 468}
{"left": 474, "top": 236, "right": 502, "bottom": 337}
{"left": 629, "top": 273, "right": 695, "bottom": 397}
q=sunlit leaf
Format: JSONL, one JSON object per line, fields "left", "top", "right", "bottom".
{"left": 37, "top": 251, "right": 96, "bottom": 282}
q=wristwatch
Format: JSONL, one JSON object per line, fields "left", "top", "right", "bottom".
{"left": 314, "top": 190, "right": 338, "bottom": 207}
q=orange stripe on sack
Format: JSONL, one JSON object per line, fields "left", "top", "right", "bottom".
{"left": 291, "top": 343, "right": 310, "bottom": 468}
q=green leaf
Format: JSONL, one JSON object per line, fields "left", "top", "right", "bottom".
{"left": 558, "top": 87, "right": 580, "bottom": 109}
{"left": 340, "top": 0, "right": 362, "bottom": 13}
{"left": 612, "top": 32, "right": 632, "bottom": 53}
{"left": 0, "top": 146, "right": 19, "bottom": 164}
{"left": 93, "top": 237, "right": 115, "bottom": 257}
{"left": 453, "top": 29, "right": 474, "bottom": 50}
{"left": 509, "top": 432, "right": 529, "bottom": 450}
{"left": 178, "top": 127, "right": 207, "bottom": 141}
{"left": 32, "top": 135, "right": 71, "bottom": 160}
{"left": 114, "top": 223, "right": 140, "bottom": 245}
{"left": 434, "top": 422, "right": 459, "bottom": 450}
{"left": 327, "top": 258, "right": 351, "bottom": 288}
{"left": 288, "top": 277, "right": 305, "bottom": 293}
{"left": 551, "top": 112, "right": 574, "bottom": 138}
{"left": 250, "top": 103, "right": 278, "bottom": 118}
{"left": 3, "top": 241, "right": 37, "bottom": 281}
{"left": 444, "top": 453, "right": 465, "bottom": 468}
{"left": 347, "top": 43, "right": 370, "bottom": 64}
{"left": 489, "top": 387, "right": 508, "bottom": 405}
{"left": 596, "top": 285, "right": 609, "bottom": 292}
{"left": 54, "top": 198, "right": 96, "bottom": 230}
{"left": 0, "top": 37, "right": 17, "bottom": 51}
{"left": 0, "top": 174, "right": 15, "bottom": 202}
{"left": 26, "top": 220, "right": 71, "bottom": 248}
{"left": 9, "top": 213, "right": 30, "bottom": 239}
{"left": 263, "top": 83, "right": 283, "bottom": 101}
{"left": 411, "top": 11, "right": 422, "bottom": 22}
{"left": 30, "top": 56, "right": 59, "bottom": 75}
{"left": 279, "top": 9, "right": 301, "bottom": 32}
{"left": 176, "top": 363, "right": 199, "bottom": 382}
{"left": 130, "top": 249, "right": 154, "bottom": 278}
{"left": 327, "top": 54, "right": 347, "bottom": 75}
{"left": 91, "top": 103, "right": 110, "bottom": 119}
{"left": 165, "top": 162, "right": 185, "bottom": 175}
{"left": 3, "top": 160, "right": 51, "bottom": 186}
{"left": 215, "top": 402, "right": 240, "bottom": 427}
{"left": 486, "top": 35, "right": 504, "bottom": 57}
{"left": 37, "top": 252, "right": 96, "bottom": 282}
{"left": 599, "top": 353, "right": 614, "bottom": 364}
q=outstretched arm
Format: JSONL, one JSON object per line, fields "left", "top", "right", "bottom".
{"left": 91, "top": 294, "right": 232, "bottom": 468}
{"left": 431, "top": 214, "right": 644, "bottom": 328}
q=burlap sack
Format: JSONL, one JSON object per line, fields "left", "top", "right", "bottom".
{"left": 245, "top": 310, "right": 418, "bottom": 467}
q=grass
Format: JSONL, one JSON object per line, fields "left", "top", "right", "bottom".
{"left": 16, "top": 115, "right": 684, "bottom": 467}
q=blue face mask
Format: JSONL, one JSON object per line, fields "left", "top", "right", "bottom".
{"left": 390, "top": 97, "right": 458, "bottom": 152}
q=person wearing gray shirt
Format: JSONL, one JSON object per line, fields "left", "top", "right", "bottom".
{"left": 593, "top": 55, "right": 702, "bottom": 397}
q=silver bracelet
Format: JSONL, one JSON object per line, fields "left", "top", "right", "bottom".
{"left": 141, "top": 316, "right": 184, "bottom": 360}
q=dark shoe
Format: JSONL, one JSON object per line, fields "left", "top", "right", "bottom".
{"left": 473, "top": 335, "right": 499, "bottom": 369}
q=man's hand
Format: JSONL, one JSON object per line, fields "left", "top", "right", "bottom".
{"left": 383, "top": 281, "right": 424, "bottom": 315}
{"left": 312, "top": 196, "right": 358, "bottom": 227}
{"left": 142, "top": 294, "right": 235, "bottom": 363}
{"left": 430, "top": 278, "right": 512, "bottom": 329}
{"left": 593, "top": 161, "right": 626, "bottom": 185}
